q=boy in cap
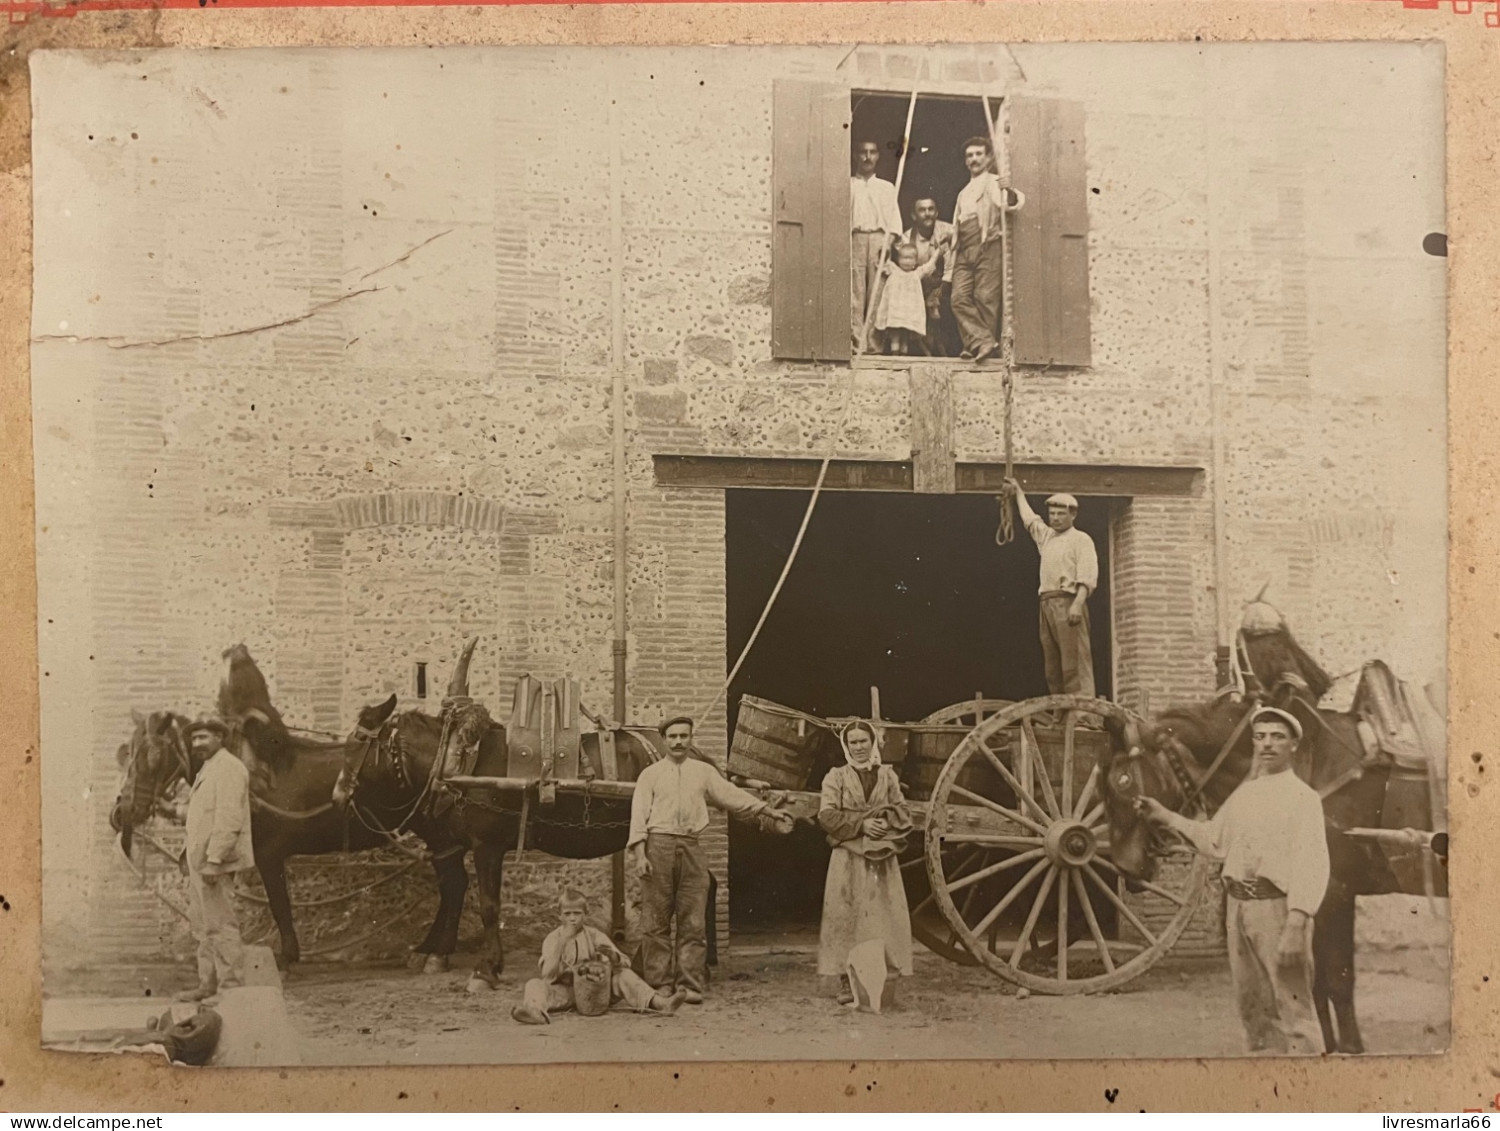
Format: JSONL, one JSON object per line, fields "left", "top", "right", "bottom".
{"left": 629, "top": 715, "right": 794, "bottom": 1003}
{"left": 511, "top": 889, "right": 687, "bottom": 1024}
{"left": 1134, "top": 706, "right": 1330, "bottom": 1054}
{"left": 1003, "top": 479, "right": 1100, "bottom": 697}
{"left": 177, "top": 716, "right": 254, "bottom": 1003}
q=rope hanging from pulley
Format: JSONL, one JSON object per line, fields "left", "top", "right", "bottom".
{"left": 995, "top": 368, "right": 1016, "bottom": 546}
{"left": 986, "top": 81, "right": 1017, "bottom": 549}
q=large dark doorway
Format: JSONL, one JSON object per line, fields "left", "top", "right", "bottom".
{"left": 724, "top": 489, "right": 1112, "bottom": 932}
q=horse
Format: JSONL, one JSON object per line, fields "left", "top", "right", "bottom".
{"left": 109, "top": 645, "right": 471, "bottom": 972}
{"left": 1099, "top": 605, "right": 1428, "bottom": 1055}
{"left": 330, "top": 639, "right": 697, "bottom": 987}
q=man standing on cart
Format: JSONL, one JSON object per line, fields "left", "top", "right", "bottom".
{"left": 629, "top": 716, "right": 794, "bottom": 1004}
{"left": 1004, "top": 478, "right": 1099, "bottom": 698}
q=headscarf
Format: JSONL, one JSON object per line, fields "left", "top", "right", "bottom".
{"left": 838, "top": 719, "right": 883, "bottom": 769}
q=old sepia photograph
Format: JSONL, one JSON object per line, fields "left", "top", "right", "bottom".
{"left": 30, "top": 40, "right": 1448, "bottom": 1067}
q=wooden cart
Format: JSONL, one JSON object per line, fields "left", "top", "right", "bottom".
{"left": 731, "top": 693, "right": 1209, "bottom": 995}
{"left": 439, "top": 684, "right": 1208, "bottom": 997}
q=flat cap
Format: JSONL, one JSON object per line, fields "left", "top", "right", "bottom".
{"left": 1046, "top": 493, "right": 1079, "bottom": 510}
{"left": 1251, "top": 706, "right": 1303, "bottom": 741}
{"left": 658, "top": 715, "right": 695, "bottom": 735}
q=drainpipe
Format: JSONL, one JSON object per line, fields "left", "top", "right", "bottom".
{"left": 608, "top": 80, "right": 629, "bottom": 938}
{"left": 1203, "top": 55, "right": 1233, "bottom": 683}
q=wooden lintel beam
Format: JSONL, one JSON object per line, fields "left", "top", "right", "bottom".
{"left": 652, "top": 455, "right": 913, "bottom": 492}
{"left": 653, "top": 455, "right": 1203, "bottom": 498}
{"left": 958, "top": 463, "right": 1205, "bottom": 498}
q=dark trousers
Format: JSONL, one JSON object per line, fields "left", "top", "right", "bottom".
{"left": 950, "top": 218, "right": 1003, "bottom": 356}
{"left": 640, "top": 832, "right": 709, "bottom": 993}
{"left": 1039, "top": 595, "right": 1095, "bottom": 697}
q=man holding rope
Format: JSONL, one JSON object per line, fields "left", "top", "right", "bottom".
{"left": 951, "top": 135, "right": 1009, "bottom": 362}
{"left": 1004, "top": 479, "right": 1098, "bottom": 698}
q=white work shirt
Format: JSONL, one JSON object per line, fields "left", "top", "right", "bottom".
{"left": 954, "top": 172, "right": 1006, "bottom": 244}
{"left": 850, "top": 174, "right": 904, "bottom": 235}
{"left": 1024, "top": 517, "right": 1100, "bottom": 596}
{"left": 627, "top": 756, "right": 766, "bottom": 848}
{"left": 1171, "top": 768, "right": 1331, "bottom": 917}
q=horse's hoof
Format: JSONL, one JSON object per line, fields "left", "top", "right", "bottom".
{"left": 406, "top": 951, "right": 429, "bottom": 972}
{"left": 423, "top": 954, "right": 451, "bottom": 975}
{"left": 465, "top": 974, "right": 495, "bottom": 994}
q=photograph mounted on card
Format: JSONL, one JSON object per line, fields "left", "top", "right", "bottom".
{"left": 29, "top": 41, "right": 1448, "bottom": 1067}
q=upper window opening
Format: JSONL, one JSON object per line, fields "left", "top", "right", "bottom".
{"left": 849, "top": 90, "right": 1005, "bottom": 360}
{"left": 770, "top": 79, "right": 1092, "bottom": 370}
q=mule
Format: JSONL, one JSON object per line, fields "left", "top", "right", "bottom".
{"left": 1100, "top": 612, "right": 1418, "bottom": 1055}
{"left": 110, "top": 646, "right": 470, "bottom": 971}
{"left": 331, "top": 639, "right": 702, "bottom": 986}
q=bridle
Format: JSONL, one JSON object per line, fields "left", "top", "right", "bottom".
{"left": 341, "top": 714, "right": 432, "bottom": 836}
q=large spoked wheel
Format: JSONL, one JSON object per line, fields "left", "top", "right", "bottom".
{"left": 924, "top": 695, "right": 1209, "bottom": 995}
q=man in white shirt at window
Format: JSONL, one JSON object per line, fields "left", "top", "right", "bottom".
{"left": 905, "top": 197, "right": 956, "bottom": 357}
{"left": 951, "top": 135, "right": 1009, "bottom": 362}
{"left": 1134, "top": 708, "right": 1330, "bottom": 1055}
{"left": 849, "top": 139, "right": 904, "bottom": 353}
{"left": 1004, "top": 479, "right": 1098, "bottom": 697}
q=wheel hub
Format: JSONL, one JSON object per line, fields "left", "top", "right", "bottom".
{"left": 1044, "top": 819, "right": 1097, "bottom": 867}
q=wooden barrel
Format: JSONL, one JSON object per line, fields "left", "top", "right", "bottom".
{"left": 897, "top": 724, "right": 1006, "bottom": 802}
{"left": 729, "top": 696, "right": 836, "bottom": 789}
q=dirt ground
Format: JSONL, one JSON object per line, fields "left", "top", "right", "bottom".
{"left": 280, "top": 896, "right": 1450, "bottom": 1065}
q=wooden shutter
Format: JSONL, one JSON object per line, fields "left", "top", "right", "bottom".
{"left": 772, "top": 80, "right": 851, "bottom": 362}
{"left": 1009, "top": 97, "right": 1092, "bottom": 368}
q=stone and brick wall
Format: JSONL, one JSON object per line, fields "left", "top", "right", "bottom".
{"left": 33, "top": 44, "right": 1444, "bottom": 969}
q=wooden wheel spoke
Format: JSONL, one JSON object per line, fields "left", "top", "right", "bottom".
{"left": 945, "top": 847, "right": 1047, "bottom": 894}
{"left": 1083, "top": 863, "right": 1159, "bottom": 947}
{"left": 1071, "top": 869, "right": 1116, "bottom": 974}
{"left": 1008, "top": 868, "right": 1058, "bottom": 970}
{"left": 938, "top": 832, "right": 1045, "bottom": 848}
{"left": 1081, "top": 801, "right": 1107, "bottom": 829}
{"left": 900, "top": 854, "right": 927, "bottom": 872}
{"left": 1091, "top": 856, "right": 1188, "bottom": 907}
{"left": 1056, "top": 866, "right": 1071, "bottom": 982}
{"left": 910, "top": 890, "right": 938, "bottom": 919}
{"left": 976, "top": 740, "right": 1050, "bottom": 824}
{"left": 950, "top": 783, "right": 1050, "bottom": 838}
{"left": 1019, "top": 718, "right": 1063, "bottom": 819}
{"left": 970, "top": 856, "right": 1051, "bottom": 938}
{"left": 1072, "top": 764, "right": 1100, "bottom": 821}
{"left": 1062, "top": 710, "right": 1077, "bottom": 817}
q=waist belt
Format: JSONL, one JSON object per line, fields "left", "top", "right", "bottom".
{"left": 1039, "top": 589, "right": 1075, "bottom": 601}
{"left": 1224, "top": 875, "right": 1286, "bottom": 901}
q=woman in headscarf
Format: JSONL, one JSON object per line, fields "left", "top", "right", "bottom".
{"left": 817, "top": 719, "right": 915, "bottom": 1003}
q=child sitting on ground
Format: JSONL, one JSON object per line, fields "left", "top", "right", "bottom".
{"left": 875, "top": 242, "right": 931, "bottom": 356}
{"left": 511, "top": 889, "right": 687, "bottom": 1024}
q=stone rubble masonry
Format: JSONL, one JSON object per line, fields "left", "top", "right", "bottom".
{"left": 32, "top": 45, "right": 1443, "bottom": 971}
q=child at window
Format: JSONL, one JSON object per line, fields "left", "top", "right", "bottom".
{"left": 876, "top": 242, "right": 931, "bottom": 356}
{"left": 511, "top": 889, "right": 687, "bottom": 1024}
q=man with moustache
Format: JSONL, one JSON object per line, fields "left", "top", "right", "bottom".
{"left": 950, "top": 135, "right": 1010, "bottom": 361}
{"left": 1134, "top": 708, "right": 1330, "bottom": 1054}
{"left": 849, "top": 138, "right": 905, "bottom": 352}
{"left": 904, "top": 196, "right": 957, "bottom": 357}
{"left": 629, "top": 716, "right": 794, "bottom": 1003}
